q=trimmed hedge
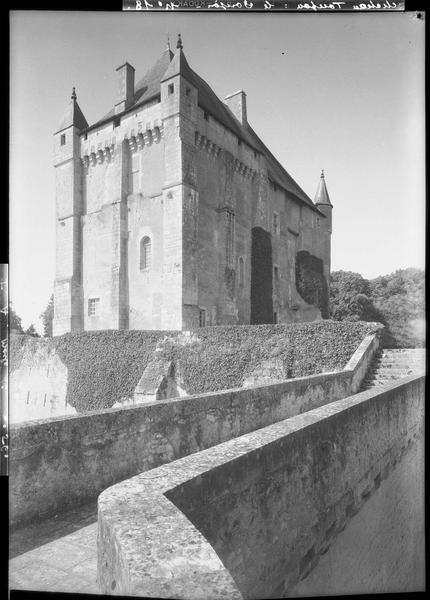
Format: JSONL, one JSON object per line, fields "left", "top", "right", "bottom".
{"left": 10, "top": 321, "right": 380, "bottom": 412}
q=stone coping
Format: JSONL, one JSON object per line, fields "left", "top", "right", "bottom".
{"left": 98, "top": 374, "right": 424, "bottom": 598}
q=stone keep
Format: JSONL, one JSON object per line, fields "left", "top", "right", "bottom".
{"left": 53, "top": 38, "right": 333, "bottom": 335}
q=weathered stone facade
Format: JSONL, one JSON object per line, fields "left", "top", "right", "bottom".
{"left": 53, "top": 40, "right": 332, "bottom": 335}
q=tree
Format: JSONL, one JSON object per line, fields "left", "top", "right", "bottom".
{"left": 330, "top": 271, "right": 383, "bottom": 323}
{"left": 40, "top": 294, "right": 54, "bottom": 337}
{"left": 330, "top": 268, "right": 425, "bottom": 348}
{"left": 8, "top": 304, "right": 25, "bottom": 334}
{"left": 25, "top": 324, "right": 40, "bottom": 337}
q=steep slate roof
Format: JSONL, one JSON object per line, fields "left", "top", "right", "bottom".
{"left": 90, "top": 48, "right": 174, "bottom": 128}
{"left": 56, "top": 89, "right": 88, "bottom": 133}
{"left": 87, "top": 47, "right": 320, "bottom": 211}
{"left": 314, "top": 171, "right": 332, "bottom": 206}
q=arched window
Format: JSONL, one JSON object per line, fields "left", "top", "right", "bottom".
{"left": 140, "top": 236, "right": 152, "bottom": 270}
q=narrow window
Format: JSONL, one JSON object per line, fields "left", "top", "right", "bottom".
{"left": 168, "top": 83, "right": 174, "bottom": 95}
{"left": 129, "top": 153, "right": 140, "bottom": 193}
{"left": 186, "top": 87, "right": 191, "bottom": 96}
{"left": 273, "top": 311, "right": 278, "bottom": 324}
{"left": 226, "top": 210, "right": 235, "bottom": 267}
{"left": 140, "top": 236, "right": 152, "bottom": 270}
{"left": 274, "top": 265, "right": 279, "bottom": 283}
{"left": 88, "top": 297, "right": 100, "bottom": 317}
{"left": 239, "top": 257, "right": 244, "bottom": 286}
{"left": 83, "top": 132, "right": 88, "bottom": 140}
{"left": 204, "top": 112, "right": 209, "bottom": 121}
{"left": 60, "top": 134, "right": 66, "bottom": 146}
{"left": 273, "top": 212, "right": 279, "bottom": 236}
{"left": 199, "top": 309, "right": 206, "bottom": 327}
{"left": 113, "top": 117, "right": 120, "bottom": 128}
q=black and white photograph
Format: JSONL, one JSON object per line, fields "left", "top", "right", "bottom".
{"left": 7, "top": 6, "right": 425, "bottom": 599}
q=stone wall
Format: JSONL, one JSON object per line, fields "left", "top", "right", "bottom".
{"left": 188, "top": 103, "right": 329, "bottom": 326}
{"left": 97, "top": 375, "right": 425, "bottom": 598}
{"left": 9, "top": 370, "right": 350, "bottom": 528}
{"left": 9, "top": 330, "right": 380, "bottom": 526}
{"left": 9, "top": 338, "right": 75, "bottom": 424}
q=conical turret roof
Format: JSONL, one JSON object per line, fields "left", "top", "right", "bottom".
{"left": 314, "top": 170, "right": 332, "bottom": 206}
{"left": 56, "top": 87, "right": 88, "bottom": 133}
{"left": 160, "top": 47, "right": 192, "bottom": 83}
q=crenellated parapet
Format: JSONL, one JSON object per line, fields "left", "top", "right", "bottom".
{"left": 194, "top": 130, "right": 256, "bottom": 180}
{"left": 81, "top": 144, "right": 115, "bottom": 168}
{"left": 80, "top": 119, "right": 164, "bottom": 166}
{"left": 126, "top": 123, "right": 163, "bottom": 153}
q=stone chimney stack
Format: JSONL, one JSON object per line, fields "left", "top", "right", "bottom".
{"left": 224, "top": 90, "right": 247, "bottom": 125}
{"left": 115, "top": 62, "right": 135, "bottom": 114}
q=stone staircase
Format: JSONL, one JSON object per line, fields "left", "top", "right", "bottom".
{"left": 360, "top": 348, "right": 426, "bottom": 391}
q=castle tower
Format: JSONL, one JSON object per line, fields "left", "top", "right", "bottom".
{"left": 53, "top": 88, "right": 88, "bottom": 335}
{"left": 160, "top": 35, "right": 201, "bottom": 329}
{"left": 314, "top": 169, "right": 333, "bottom": 285}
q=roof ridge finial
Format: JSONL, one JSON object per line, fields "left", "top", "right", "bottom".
{"left": 321, "top": 168, "right": 325, "bottom": 179}
{"left": 166, "top": 34, "right": 171, "bottom": 51}
{"left": 71, "top": 86, "right": 77, "bottom": 101}
{"left": 177, "top": 33, "right": 183, "bottom": 50}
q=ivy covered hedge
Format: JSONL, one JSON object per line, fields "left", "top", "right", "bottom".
{"left": 158, "top": 321, "right": 380, "bottom": 395}
{"left": 9, "top": 321, "right": 380, "bottom": 412}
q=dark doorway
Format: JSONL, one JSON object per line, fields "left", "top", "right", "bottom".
{"left": 250, "top": 227, "right": 273, "bottom": 324}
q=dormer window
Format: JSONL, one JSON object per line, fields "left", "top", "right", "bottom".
{"left": 60, "top": 134, "right": 66, "bottom": 146}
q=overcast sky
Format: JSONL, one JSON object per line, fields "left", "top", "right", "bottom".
{"left": 10, "top": 11, "right": 425, "bottom": 331}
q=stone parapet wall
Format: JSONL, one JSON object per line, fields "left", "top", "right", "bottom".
{"left": 97, "top": 375, "right": 425, "bottom": 598}
{"left": 9, "top": 330, "right": 381, "bottom": 527}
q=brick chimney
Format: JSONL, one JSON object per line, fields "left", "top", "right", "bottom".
{"left": 224, "top": 90, "right": 247, "bottom": 125}
{"left": 115, "top": 62, "right": 135, "bottom": 114}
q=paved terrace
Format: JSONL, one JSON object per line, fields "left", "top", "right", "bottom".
{"left": 9, "top": 501, "right": 99, "bottom": 594}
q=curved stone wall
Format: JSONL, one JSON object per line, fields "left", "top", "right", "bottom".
{"left": 97, "top": 375, "right": 424, "bottom": 598}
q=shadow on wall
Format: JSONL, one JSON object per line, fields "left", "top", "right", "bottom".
{"left": 250, "top": 227, "right": 273, "bottom": 324}
{"left": 296, "top": 250, "right": 329, "bottom": 318}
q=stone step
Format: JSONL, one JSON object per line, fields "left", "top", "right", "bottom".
{"left": 372, "top": 375, "right": 416, "bottom": 383}
{"left": 378, "top": 359, "right": 425, "bottom": 365}
{"left": 376, "top": 364, "right": 425, "bottom": 371}
{"left": 378, "top": 367, "right": 425, "bottom": 372}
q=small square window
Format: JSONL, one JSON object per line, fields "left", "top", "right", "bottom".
{"left": 60, "top": 134, "right": 66, "bottom": 146}
{"left": 168, "top": 83, "right": 174, "bottom": 95}
{"left": 88, "top": 298, "right": 100, "bottom": 317}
